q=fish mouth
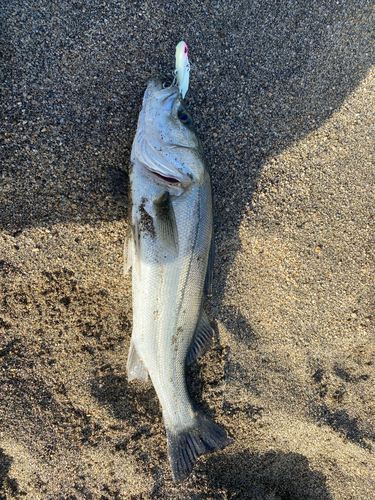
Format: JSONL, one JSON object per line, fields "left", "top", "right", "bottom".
{"left": 147, "top": 77, "right": 164, "bottom": 92}
{"left": 142, "top": 78, "right": 163, "bottom": 102}
{"left": 141, "top": 78, "right": 163, "bottom": 110}
{"left": 145, "top": 78, "right": 180, "bottom": 111}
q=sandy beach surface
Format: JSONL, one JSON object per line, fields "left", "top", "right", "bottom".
{"left": 1, "top": 1, "right": 374, "bottom": 498}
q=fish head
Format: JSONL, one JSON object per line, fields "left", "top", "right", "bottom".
{"left": 132, "top": 78, "right": 206, "bottom": 194}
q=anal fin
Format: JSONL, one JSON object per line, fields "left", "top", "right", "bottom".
{"left": 186, "top": 309, "right": 213, "bottom": 365}
{"left": 127, "top": 339, "right": 148, "bottom": 381}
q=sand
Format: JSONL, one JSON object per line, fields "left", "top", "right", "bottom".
{"left": 1, "top": 1, "right": 374, "bottom": 498}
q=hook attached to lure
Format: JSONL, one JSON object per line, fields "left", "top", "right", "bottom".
{"left": 175, "top": 41, "right": 190, "bottom": 98}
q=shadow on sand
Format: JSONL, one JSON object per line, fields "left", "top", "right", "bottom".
{"left": 1, "top": 1, "right": 374, "bottom": 342}
{"left": 0, "top": 449, "right": 22, "bottom": 500}
{"left": 199, "top": 449, "right": 334, "bottom": 500}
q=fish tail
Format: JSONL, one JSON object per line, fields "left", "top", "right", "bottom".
{"left": 166, "top": 413, "right": 232, "bottom": 483}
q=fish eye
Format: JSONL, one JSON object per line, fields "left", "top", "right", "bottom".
{"left": 177, "top": 106, "right": 193, "bottom": 126}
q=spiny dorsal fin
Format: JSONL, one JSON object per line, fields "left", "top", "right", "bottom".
{"left": 153, "top": 191, "right": 179, "bottom": 256}
{"left": 186, "top": 309, "right": 213, "bottom": 365}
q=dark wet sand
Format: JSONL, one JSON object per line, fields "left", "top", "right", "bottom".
{"left": 1, "top": 1, "right": 374, "bottom": 498}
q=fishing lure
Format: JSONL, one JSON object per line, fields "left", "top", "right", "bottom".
{"left": 175, "top": 41, "right": 190, "bottom": 98}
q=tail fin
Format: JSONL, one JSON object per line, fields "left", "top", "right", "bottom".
{"left": 166, "top": 413, "right": 232, "bottom": 483}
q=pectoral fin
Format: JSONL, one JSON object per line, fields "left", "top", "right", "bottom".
{"left": 153, "top": 191, "right": 179, "bottom": 256}
{"left": 186, "top": 309, "right": 213, "bottom": 365}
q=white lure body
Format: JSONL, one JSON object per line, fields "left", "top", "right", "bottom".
{"left": 175, "top": 41, "right": 190, "bottom": 98}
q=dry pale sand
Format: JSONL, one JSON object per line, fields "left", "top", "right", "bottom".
{"left": 1, "top": 1, "right": 374, "bottom": 499}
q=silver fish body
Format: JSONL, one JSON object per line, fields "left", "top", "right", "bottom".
{"left": 125, "top": 78, "right": 230, "bottom": 482}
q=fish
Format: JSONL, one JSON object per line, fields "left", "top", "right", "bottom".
{"left": 124, "top": 77, "right": 231, "bottom": 482}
